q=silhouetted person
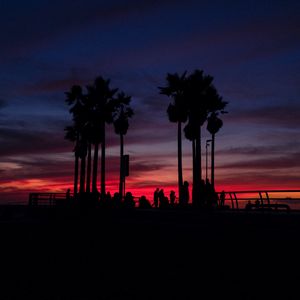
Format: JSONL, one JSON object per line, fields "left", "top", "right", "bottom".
{"left": 255, "top": 199, "right": 260, "bottom": 208}
{"left": 124, "top": 192, "right": 135, "bottom": 208}
{"left": 219, "top": 190, "right": 225, "bottom": 207}
{"left": 66, "top": 188, "right": 71, "bottom": 201}
{"left": 245, "top": 200, "right": 252, "bottom": 210}
{"left": 158, "top": 189, "right": 165, "bottom": 208}
{"left": 200, "top": 179, "right": 206, "bottom": 206}
{"left": 106, "top": 191, "right": 112, "bottom": 202}
{"left": 153, "top": 188, "right": 159, "bottom": 208}
{"left": 182, "top": 181, "right": 189, "bottom": 206}
{"left": 170, "top": 190, "right": 176, "bottom": 206}
{"left": 205, "top": 179, "right": 218, "bottom": 208}
{"left": 112, "top": 192, "right": 121, "bottom": 207}
{"left": 139, "top": 195, "right": 151, "bottom": 209}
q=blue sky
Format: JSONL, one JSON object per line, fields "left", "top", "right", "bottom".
{"left": 0, "top": 0, "right": 300, "bottom": 201}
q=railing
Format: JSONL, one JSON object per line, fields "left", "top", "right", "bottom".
{"left": 219, "top": 190, "right": 300, "bottom": 211}
{"left": 28, "top": 190, "right": 300, "bottom": 211}
{"left": 28, "top": 193, "right": 73, "bottom": 207}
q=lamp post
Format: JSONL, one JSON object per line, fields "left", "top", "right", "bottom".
{"left": 206, "top": 139, "right": 212, "bottom": 181}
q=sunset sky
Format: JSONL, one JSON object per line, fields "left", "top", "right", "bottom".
{"left": 0, "top": 0, "right": 299, "bottom": 202}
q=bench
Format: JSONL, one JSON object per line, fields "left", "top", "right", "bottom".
{"left": 245, "top": 203, "right": 290, "bottom": 212}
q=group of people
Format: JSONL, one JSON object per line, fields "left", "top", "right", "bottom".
{"left": 152, "top": 180, "right": 226, "bottom": 209}
{"left": 65, "top": 179, "right": 227, "bottom": 209}
{"left": 103, "top": 191, "right": 135, "bottom": 208}
{"left": 153, "top": 188, "right": 176, "bottom": 208}
{"left": 153, "top": 181, "right": 190, "bottom": 208}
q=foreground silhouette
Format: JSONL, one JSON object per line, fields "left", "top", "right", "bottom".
{"left": 1, "top": 204, "right": 300, "bottom": 299}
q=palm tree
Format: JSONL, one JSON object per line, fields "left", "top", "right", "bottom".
{"left": 78, "top": 133, "right": 88, "bottom": 194}
{"left": 65, "top": 85, "right": 85, "bottom": 196}
{"left": 207, "top": 112, "right": 223, "bottom": 190}
{"left": 183, "top": 70, "right": 213, "bottom": 206}
{"left": 113, "top": 92, "right": 134, "bottom": 201}
{"left": 183, "top": 70, "right": 227, "bottom": 206}
{"left": 159, "top": 72, "right": 188, "bottom": 203}
{"left": 82, "top": 95, "right": 97, "bottom": 195}
{"left": 87, "top": 77, "right": 118, "bottom": 200}
{"left": 64, "top": 125, "right": 80, "bottom": 196}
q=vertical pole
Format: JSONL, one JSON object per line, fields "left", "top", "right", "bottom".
{"left": 92, "top": 143, "right": 99, "bottom": 194}
{"left": 86, "top": 143, "right": 92, "bottom": 194}
{"left": 79, "top": 155, "right": 86, "bottom": 194}
{"left": 211, "top": 134, "right": 215, "bottom": 190}
{"left": 101, "top": 124, "right": 106, "bottom": 201}
{"left": 119, "top": 134, "right": 124, "bottom": 200}
{"left": 74, "top": 155, "right": 79, "bottom": 196}
{"left": 206, "top": 142, "right": 208, "bottom": 181}
{"left": 178, "top": 121, "right": 183, "bottom": 203}
{"left": 192, "top": 139, "right": 196, "bottom": 205}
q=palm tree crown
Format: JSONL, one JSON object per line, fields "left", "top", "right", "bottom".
{"left": 113, "top": 92, "right": 134, "bottom": 135}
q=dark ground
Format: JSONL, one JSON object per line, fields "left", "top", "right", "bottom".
{"left": 0, "top": 206, "right": 300, "bottom": 299}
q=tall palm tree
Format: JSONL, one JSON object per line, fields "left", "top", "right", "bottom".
{"left": 87, "top": 77, "right": 118, "bottom": 200}
{"left": 113, "top": 92, "right": 134, "bottom": 201}
{"left": 78, "top": 133, "right": 88, "bottom": 194}
{"left": 65, "top": 85, "right": 85, "bottom": 196}
{"left": 64, "top": 125, "right": 80, "bottom": 196}
{"left": 183, "top": 70, "right": 227, "bottom": 206}
{"left": 183, "top": 70, "right": 214, "bottom": 206}
{"left": 207, "top": 112, "right": 223, "bottom": 190}
{"left": 82, "top": 95, "right": 97, "bottom": 195}
{"left": 159, "top": 72, "right": 188, "bottom": 203}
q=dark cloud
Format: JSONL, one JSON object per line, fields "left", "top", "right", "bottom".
{"left": 217, "top": 143, "right": 300, "bottom": 156}
{"left": 0, "top": 0, "right": 193, "bottom": 60}
{"left": 24, "top": 77, "right": 88, "bottom": 94}
{"left": 131, "top": 161, "right": 168, "bottom": 174}
{"left": 0, "top": 109, "right": 174, "bottom": 158}
{"left": 218, "top": 153, "right": 300, "bottom": 170}
{"left": 0, "top": 157, "right": 72, "bottom": 182}
{"left": 219, "top": 172, "right": 300, "bottom": 189}
{"left": 0, "top": 127, "right": 70, "bottom": 157}
{"left": 226, "top": 104, "right": 300, "bottom": 128}
{"left": 0, "top": 99, "right": 7, "bottom": 109}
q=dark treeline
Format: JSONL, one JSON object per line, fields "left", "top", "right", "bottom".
{"left": 65, "top": 69, "right": 227, "bottom": 208}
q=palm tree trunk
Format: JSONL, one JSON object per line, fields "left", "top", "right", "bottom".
{"left": 178, "top": 121, "right": 183, "bottom": 203}
{"left": 74, "top": 154, "right": 79, "bottom": 196}
{"left": 211, "top": 133, "right": 215, "bottom": 191}
{"left": 92, "top": 143, "right": 99, "bottom": 193}
{"left": 193, "top": 127, "right": 202, "bottom": 207}
{"left": 119, "top": 134, "right": 124, "bottom": 200}
{"left": 101, "top": 124, "right": 106, "bottom": 201}
{"left": 192, "top": 139, "right": 196, "bottom": 205}
{"left": 79, "top": 156, "right": 86, "bottom": 194}
{"left": 199, "top": 126, "right": 202, "bottom": 181}
{"left": 86, "top": 143, "right": 92, "bottom": 194}
{"left": 74, "top": 136, "right": 79, "bottom": 197}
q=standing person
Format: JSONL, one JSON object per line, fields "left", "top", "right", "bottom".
{"left": 170, "top": 190, "right": 176, "bottom": 206}
{"left": 219, "top": 190, "right": 225, "bottom": 207}
{"left": 158, "top": 189, "right": 165, "bottom": 208}
{"left": 182, "top": 181, "right": 189, "bottom": 206}
{"left": 153, "top": 188, "right": 159, "bottom": 208}
{"left": 66, "top": 188, "right": 71, "bottom": 201}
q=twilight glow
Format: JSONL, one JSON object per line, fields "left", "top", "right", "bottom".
{"left": 0, "top": 0, "right": 300, "bottom": 203}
